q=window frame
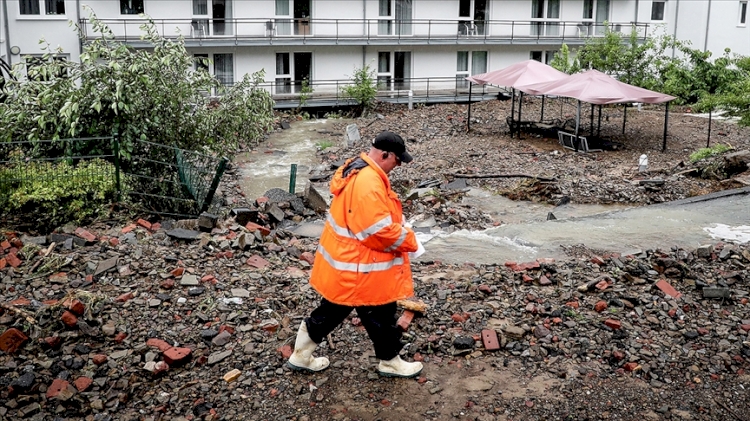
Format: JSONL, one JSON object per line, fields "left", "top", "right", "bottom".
{"left": 531, "top": 0, "right": 561, "bottom": 36}
{"left": 19, "top": 0, "right": 67, "bottom": 16}
{"left": 456, "top": 50, "right": 487, "bottom": 89}
{"left": 24, "top": 54, "right": 69, "bottom": 81}
{"left": 740, "top": 1, "right": 748, "bottom": 26}
{"left": 120, "top": 0, "right": 145, "bottom": 15}
{"left": 275, "top": 52, "right": 292, "bottom": 94}
{"left": 650, "top": 1, "right": 665, "bottom": 21}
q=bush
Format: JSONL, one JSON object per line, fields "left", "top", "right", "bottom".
{"left": 689, "top": 144, "right": 731, "bottom": 163}
{"left": 342, "top": 64, "right": 377, "bottom": 115}
{"left": 0, "top": 158, "right": 117, "bottom": 229}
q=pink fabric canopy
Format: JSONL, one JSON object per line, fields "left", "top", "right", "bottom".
{"left": 466, "top": 59, "right": 568, "bottom": 88}
{"left": 518, "top": 69, "right": 676, "bottom": 104}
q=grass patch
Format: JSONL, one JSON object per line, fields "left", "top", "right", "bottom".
{"left": 317, "top": 140, "right": 336, "bottom": 150}
{"left": 689, "top": 144, "right": 731, "bottom": 163}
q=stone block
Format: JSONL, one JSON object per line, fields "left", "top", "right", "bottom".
{"left": 703, "top": 287, "right": 731, "bottom": 299}
{"left": 304, "top": 182, "right": 329, "bottom": 212}
{"left": 198, "top": 212, "right": 219, "bottom": 232}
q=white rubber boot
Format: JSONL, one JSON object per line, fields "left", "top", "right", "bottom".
{"left": 287, "top": 321, "right": 330, "bottom": 372}
{"left": 378, "top": 356, "right": 423, "bottom": 378}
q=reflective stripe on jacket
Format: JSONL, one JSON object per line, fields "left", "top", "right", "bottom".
{"left": 309, "top": 153, "right": 418, "bottom": 306}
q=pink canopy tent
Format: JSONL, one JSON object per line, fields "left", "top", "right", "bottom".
{"left": 518, "top": 69, "right": 676, "bottom": 151}
{"left": 465, "top": 60, "right": 568, "bottom": 132}
{"left": 518, "top": 69, "right": 675, "bottom": 104}
{"left": 466, "top": 59, "right": 568, "bottom": 88}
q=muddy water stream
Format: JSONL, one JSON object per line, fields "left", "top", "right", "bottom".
{"left": 235, "top": 119, "right": 348, "bottom": 200}
{"left": 237, "top": 120, "right": 750, "bottom": 265}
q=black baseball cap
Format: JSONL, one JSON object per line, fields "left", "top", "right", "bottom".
{"left": 372, "top": 131, "right": 413, "bottom": 163}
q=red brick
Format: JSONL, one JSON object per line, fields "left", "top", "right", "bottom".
{"left": 171, "top": 267, "right": 185, "bottom": 277}
{"left": 68, "top": 300, "right": 85, "bottom": 316}
{"left": 163, "top": 347, "right": 192, "bottom": 366}
{"left": 160, "top": 279, "right": 175, "bottom": 289}
{"left": 595, "top": 280, "right": 610, "bottom": 291}
{"left": 451, "top": 313, "right": 469, "bottom": 323}
{"left": 0, "top": 240, "right": 9, "bottom": 250}
{"left": 74, "top": 376, "right": 93, "bottom": 392}
{"left": 481, "top": 329, "right": 500, "bottom": 351}
{"left": 6, "top": 253, "right": 21, "bottom": 268}
{"left": 590, "top": 255, "right": 606, "bottom": 266}
{"left": 9, "top": 237, "right": 22, "bottom": 248}
{"left": 114, "top": 332, "right": 127, "bottom": 343}
{"left": 146, "top": 338, "right": 173, "bottom": 352}
{"left": 202, "top": 275, "right": 216, "bottom": 283}
{"left": 109, "top": 237, "right": 120, "bottom": 247}
{"left": 0, "top": 328, "right": 29, "bottom": 354}
{"left": 613, "top": 350, "right": 625, "bottom": 361}
{"left": 74, "top": 227, "right": 96, "bottom": 242}
{"left": 278, "top": 344, "right": 293, "bottom": 359}
{"left": 218, "top": 325, "right": 235, "bottom": 335}
{"left": 41, "top": 336, "right": 62, "bottom": 349}
{"left": 121, "top": 224, "right": 137, "bottom": 234}
{"left": 92, "top": 354, "right": 108, "bottom": 365}
{"left": 623, "top": 362, "right": 639, "bottom": 372}
{"left": 655, "top": 279, "right": 682, "bottom": 299}
{"left": 604, "top": 319, "right": 622, "bottom": 330}
{"left": 299, "top": 252, "right": 315, "bottom": 265}
{"left": 245, "top": 222, "right": 271, "bottom": 236}
{"left": 46, "top": 379, "right": 72, "bottom": 399}
{"left": 151, "top": 222, "right": 161, "bottom": 231}
{"left": 397, "top": 310, "right": 415, "bottom": 331}
{"left": 565, "top": 301, "right": 579, "bottom": 309}
{"left": 697, "top": 328, "right": 710, "bottom": 336}
{"left": 256, "top": 197, "right": 269, "bottom": 205}
{"left": 61, "top": 311, "right": 78, "bottom": 328}
{"left": 594, "top": 301, "right": 608, "bottom": 312}
{"left": 10, "top": 297, "right": 30, "bottom": 306}
{"left": 115, "top": 292, "right": 134, "bottom": 302}
{"left": 740, "top": 324, "right": 750, "bottom": 332}
{"left": 538, "top": 275, "right": 552, "bottom": 285}
{"left": 0, "top": 258, "right": 6, "bottom": 269}
{"left": 246, "top": 255, "right": 270, "bottom": 269}
{"left": 478, "top": 284, "right": 492, "bottom": 294}
{"left": 49, "top": 272, "right": 67, "bottom": 283}
{"left": 137, "top": 219, "right": 152, "bottom": 230}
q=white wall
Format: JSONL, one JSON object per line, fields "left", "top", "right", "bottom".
{"left": 6, "top": 0, "right": 80, "bottom": 65}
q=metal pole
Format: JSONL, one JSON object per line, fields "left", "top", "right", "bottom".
{"left": 518, "top": 92, "right": 524, "bottom": 126}
{"left": 510, "top": 88, "right": 516, "bottom": 137}
{"left": 202, "top": 158, "right": 228, "bottom": 213}
{"left": 590, "top": 103, "right": 595, "bottom": 137}
{"left": 597, "top": 104, "right": 602, "bottom": 137}
{"left": 467, "top": 83, "right": 472, "bottom": 131}
{"left": 289, "top": 163, "right": 298, "bottom": 194}
{"left": 113, "top": 133, "right": 121, "bottom": 202}
{"left": 622, "top": 103, "right": 627, "bottom": 134}
{"left": 662, "top": 102, "right": 670, "bottom": 152}
{"left": 707, "top": 109, "right": 712, "bottom": 147}
{"left": 574, "top": 100, "right": 581, "bottom": 152}
{"left": 540, "top": 96, "right": 545, "bottom": 121}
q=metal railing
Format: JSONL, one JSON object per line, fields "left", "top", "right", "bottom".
{"left": 0, "top": 136, "right": 227, "bottom": 222}
{"left": 253, "top": 76, "right": 503, "bottom": 108}
{"left": 79, "top": 17, "right": 650, "bottom": 44}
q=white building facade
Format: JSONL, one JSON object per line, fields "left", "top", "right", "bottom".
{"left": 1, "top": 0, "right": 748, "bottom": 103}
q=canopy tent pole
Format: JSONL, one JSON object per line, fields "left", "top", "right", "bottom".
{"left": 573, "top": 99, "right": 581, "bottom": 152}
{"left": 597, "top": 105, "right": 602, "bottom": 137}
{"left": 467, "top": 83, "right": 473, "bottom": 132}
{"left": 662, "top": 102, "right": 670, "bottom": 152}
{"left": 622, "top": 103, "right": 627, "bottom": 134}
{"left": 518, "top": 91, "right": 524, "bottom": 130}
{"left": 510, "top": 88, "right": 516, "bottom": 138}
{"left": 590, "top": 103, "right": 595, "bottom": 137}
{"left": 540, "top": 96, "right": 546, "bottom": 121}
{"left": 707, "top": 109, "right": 712, "bottom": 147}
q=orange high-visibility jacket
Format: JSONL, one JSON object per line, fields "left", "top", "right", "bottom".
{"left": 309, "top": 153, "right": 418, "bottom": 306}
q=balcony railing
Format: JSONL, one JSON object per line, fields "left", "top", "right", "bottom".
{"left": 79, "top": 18, "right": 650, "bottom": 45}
{"left": 247, "top": 76, "right": 504, "bottom": 108}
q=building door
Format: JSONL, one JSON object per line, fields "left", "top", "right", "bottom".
{"left": 378, "top": 0, "right": 412, "bottom": 35}
{"left": 531, "top": 0, "right": 560, "bottom": 36}
{"left": 458, "top": 0, "right": 487, "bottom": 35}
{"left": 192, "top": 0, "right": 232, "bottom": 36}
{"left": 293, "top": 0, "right": 311, "bottom": 35}
{"left": 594, "top": 0, "right": 610, "bottom": 35}
{"left": 294, "top": 52, "right": 312, "bottom": 93}
{"left": 394, "top": 51, "right": 411, "bottom": 90}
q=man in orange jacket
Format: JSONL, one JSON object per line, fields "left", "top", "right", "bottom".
{"left": 288, "top": 131, "right": 423, "bottom": 378}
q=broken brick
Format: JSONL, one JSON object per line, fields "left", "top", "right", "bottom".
{"left": 163, "top": 347, "right": 192, "bottom": 366}
{"left": 655, "top": 279, "right": 682, "bottom": 300}
{"left": 245, "top": 222, "right": 271, "bottom": 236}
{"left": 137, "top": 218, "right": 152, "bottom": 230}
{"left": 68, "top": 300, "right": 85, "bottom": 316}
{"left": 74, "top": 377, "right": 93, "bottom": 392}
{"left": 481, "top": 329, "right": 500, "bottom": 351}
{"left": 146, "top": 338, "right": 172, "bottom": 352}
{"left": 115, "top": 292, "right": 134, "bottom": 303}
{"left": 92, "top": 354, "right": 108, "bottom": 365}
{"left": 6, "top": 253, "right": 21, "bottom": 268}
{"left": 0, "top": 258, "right": 6, "bottom": 269}
{"left": 246, "top": 255, "right": 270, "bottom": 269}
{"left": 121, "top": 224, "right": 137, "bottom": 234}
{"left": 46, "top": 379, "right": 73, "bottom": 399}
{"left": 74, "top": 227, "right": 96, "bottom": 242}
{"left": 299, "top": 252, "right": 315, "bottom": 265}
{"left": 604, "top": 319, "right": 622, "bottom": 330}
{"left": 277, "top": 344, "right": 293, "bottom": 359}
{"left": 594, "top": 301, "right": 608, "bottom": 312}
{"left": 61, "top": 311, "right": 78, "bottom": 328}
{"left": 623, "top": 362, "right": 640, "bottom": 372}
{"left": 397, "top": 310, "right": 415, "bottom": 331}
{"left": 0, "top": 328, "right": 29, "bottom": 354}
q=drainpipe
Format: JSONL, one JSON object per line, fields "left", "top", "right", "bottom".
{"left": 634, "top": 0, "right": 639, "bottom": 24}
{"left": 2, "top": 0, "right": 11, "bottom": 65}
{"left": 671, "top": 0, "right": 680, "bottom": 58}
{"left": 362, "top": 0, "right": 366, "bottom": 67}
{"left": 703, "top": 0, "right": 711, "bottom": 52}
{"left": 76, "top": 0, "right": 82, "bottom": 58}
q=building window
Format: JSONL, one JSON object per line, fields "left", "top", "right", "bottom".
{"left": 531, "top": 0, "right": 560, "bottom": 36}
{"left": 21, "top": 0, "right": 66, "bottom": 15}
{"left": 20, "top": 0, "right": 40, "bottom": 14}
{"left": 651, "top": 1, "right": 665, "bottom": 21}
{"left": 194, "top": 54, "right": 209, "bottom": 73}
{"left": 378, "top": 0, "right": 412, "bottom": 36}
{"left": 377, "top": 52, "right": 391, "bottom": 90}
{"left": 583, "top": 0, "right": 593, "bottom": 19}
{"left": 377, "top": 51, "right": 411, "bottom": 90}
{"left": 276, "top": 53, "right": 292, "bottom": 94}
{"left": 530, "top": 51, "right": 554, "bottom": 64}
{"left": 740, "top": 1, "right": 748, "bottom": 25}
{"left": 456, "top": 51, "right": 486, "bottom": 89}
{"left": 213, "top": 53, "right": 234, "bottom": 86}
{"left": 121, "top": 0, "right": 144, "bottom": 15}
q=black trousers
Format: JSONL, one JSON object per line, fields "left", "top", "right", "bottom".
{"left": 305, "top": 298, "right": 403, "bottom": 361}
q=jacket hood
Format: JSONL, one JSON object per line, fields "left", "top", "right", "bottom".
{"left": 330, "top": 153, "right": 389, "bottom": 196}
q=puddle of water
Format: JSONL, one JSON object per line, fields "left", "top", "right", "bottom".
{"left": 236, "top": 119, "right": 348, "bottom": 200}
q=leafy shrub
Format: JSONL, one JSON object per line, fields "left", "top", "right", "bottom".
{"left": 689, "top": 144, "right": 731, "bottom": 163}
{"left": 342, "top": 64, "right": 377, "bottom": 115}
{"left": 0, "top": 158, "right": 117, "bottom": 229}
{"left": 316, "top": 140, "right": 335, "bottom": 150}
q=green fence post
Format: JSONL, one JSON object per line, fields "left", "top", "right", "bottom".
{"left": 289, "top": 163, "right": 298, "bottom": 194}
{"left": 201, "top": 157, "right": 228, "bottom": 213}
{"left": 113, "top": 133, "right": 121, "bottom": 202}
